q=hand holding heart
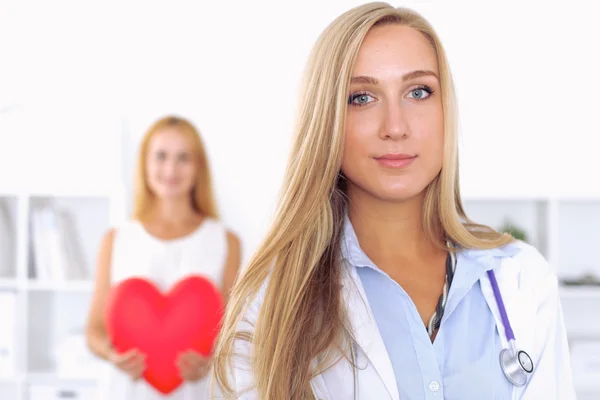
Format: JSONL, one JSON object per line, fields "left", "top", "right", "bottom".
{"left": 176, "top": 350, "right": 211, "bottom": 382}
{"left": 108, "top": 348, "right": 146, "bottom": 380}
{"left": 108, "top": 348, "right": 209, "bottom": 383}
{"left": 104, "top": 275, "right": 224, "bottom": 394}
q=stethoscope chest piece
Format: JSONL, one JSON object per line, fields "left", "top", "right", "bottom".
{"left": 499, "top": 347, "right": 534, "bottom": 387}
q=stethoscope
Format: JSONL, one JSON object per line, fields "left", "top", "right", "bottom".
{"left": 486, "top": 269, "right": 534, "bottom": 387}
{"left": 348, "top": 268, "right": 534, "bottom": 399}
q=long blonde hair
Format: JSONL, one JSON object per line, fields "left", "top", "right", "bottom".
{"left": 132, "top": 115, "right": 219, "bottom": 220}
{"left": 212, "top": 3, "right": 513, "bottom": 398}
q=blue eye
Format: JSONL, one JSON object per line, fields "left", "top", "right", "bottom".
{"left": 348, "top": 92, "right": 375, "bottom": 106}
{"left": 407, "top": 86, "right": 433, "bottom": 100}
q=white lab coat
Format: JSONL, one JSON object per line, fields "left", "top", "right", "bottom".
{"left": 225, "top": 242, "right": 576, "bottom": 399}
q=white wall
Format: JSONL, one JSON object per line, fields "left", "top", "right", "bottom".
{"left": 1, "top": 0, "right": 599, "bottom": 266}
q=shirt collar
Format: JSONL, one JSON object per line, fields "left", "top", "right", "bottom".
{"left": 341, "top": 213, "right": 378, "bottom": 269}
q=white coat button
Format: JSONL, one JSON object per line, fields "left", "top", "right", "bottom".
{"left": 429, "top": 381, "right": 440, "bottom": 392}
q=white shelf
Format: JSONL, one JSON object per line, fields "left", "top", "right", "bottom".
{"left": 25, "top": 280, "right": 94, "bottom": 293}
{"left": 21, "top": 186, "right": 122, "bottom": 199}
{"left": 557, "top": 200, "right": 600, "bottom": 281}
{"left": 463, "top": 194, "right": 600, "bottom": 201}
{"left": 0, "top": 278, "right": 18, "bottom": 290}
{"left": 0, "top": 374, "right": 25, "bottom": 384}
{"left": 461, "top": 197, "right": 551, "bottom": 262}
{"left": 0, "top": 376, "right": 23, "bottom": 400}
{"left": 560, "top": 286, "right": 600, "bottom": 300}
{"left": 1, "top": 189, "right": 124, "bottom": 400}
{"left": 0, "top": 105, "right": 126, "bottom": 400}
{"left": 0, "top": 196, "right": 18, "bottom": 279}
{"left": 27, "top": 195, "right": 112, "bottom": 281}
{"left": 0, "top": 279, "right": 95, "bottom": 292}
{"left": 25, "top": 372, "right": 98, "bottom": 384}
{"left": 462, "top": 196, "right": 600, "bottom": 282}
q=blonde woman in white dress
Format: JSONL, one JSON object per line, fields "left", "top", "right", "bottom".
{"left": 85, "top": 115, "right": 241, "bottom": 399}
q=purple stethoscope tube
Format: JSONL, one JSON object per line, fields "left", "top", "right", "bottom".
{"left": 486, "top": 270, "right": 534, "bottom": 387}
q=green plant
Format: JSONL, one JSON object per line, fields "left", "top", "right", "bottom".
{"left": 498, "top": 219, "right": 528, "bottom": 242}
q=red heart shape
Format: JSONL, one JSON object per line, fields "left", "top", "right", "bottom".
{"left": 104, "top": 275, "right": 224, "bottom": 394}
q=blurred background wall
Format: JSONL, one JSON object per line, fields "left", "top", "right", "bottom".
{"left": 0, "top": 1, "right": 599, "bottom": 399}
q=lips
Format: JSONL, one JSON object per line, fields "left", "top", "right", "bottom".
{"left": 374, "top": 153, "right": 417, "bottom": 168}
{"left": 376, "top": 153, "right": 416, "bottom": 160}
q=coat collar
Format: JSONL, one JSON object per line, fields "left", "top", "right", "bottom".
{"left": 341, "top": 264, "right": 400, "bottom": 400}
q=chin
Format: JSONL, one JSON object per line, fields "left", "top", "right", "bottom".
{"left": 374, "top": 191, "right": 419, "bottom": 203}
{"left": 346, "top": 174, "right": 432, "bottom": 204}
{"left": 369, "top": 183, "right": 428, "bottom": 203}
{"left": 151, "top": 186, "right": 190, "bottom": 200}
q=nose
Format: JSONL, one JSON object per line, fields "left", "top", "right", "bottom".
{"left": 379, "top": 101, "right": 409, "bottom": 140}
{"left": 162, "top": 157, "right": 178, "bottom": 175}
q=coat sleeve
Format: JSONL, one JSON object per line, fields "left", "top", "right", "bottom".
{"left": 520, "top": 252, "right": 577, "bottom": 400}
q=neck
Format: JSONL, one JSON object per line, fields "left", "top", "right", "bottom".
{"left": 147, "top": 196, "right": 198, "bottom": 225}
{"left": 347, "top": 186, "right": 442, "bottom": 270}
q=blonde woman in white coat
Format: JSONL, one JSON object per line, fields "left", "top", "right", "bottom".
{"left": 211, "top": 3, "right": 575, "bottom": 400}
{"left": 86, "top": 116, "right": 241, "bottom": 399}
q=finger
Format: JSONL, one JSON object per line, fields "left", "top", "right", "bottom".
{"left": 121, "top": 358, "right": 146, "bottom": 374}
{"left": 195, "top": 357, "right": 210, "bottom": 371}
{"left": 133, "top": 352, "right": 146, "bottom": 364}
{"left": 183, "top": 369, "right": 199, "bottom": 382}
{"left": 122, "top": 348, "right": 140, "bottom": 358}
{"left": 198, "top": 368, "right": 208, "bottom": 380}
{"left": 114, "top": 349, "right": 139, "bottom": 366}
{"left": 176, "top": 352, "right": 188, "bottom": 368}
{"left": 186, "top": 352, "right": 207, "bottom": 368}
{"left": 118, "top": 356, "right": 141, "bottom": 370}
{"left": 188, "top": 350, "right": 205, "bottom": 361}
{"left": 132, "top": 364, "right": 146, "bottom": 380}
{"left": 176, "top": 358, "right": 190, "bottom": 378}
{"left": 182, "top": 353, "right": 195, "bottom": 369}
{"left": 180, "top": 351, "right": 194, "bottom": 364}
{"left": 125, "top": 358, "right": 145, "bottom": 377}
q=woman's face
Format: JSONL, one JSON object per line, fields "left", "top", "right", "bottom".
{"left": 145, "top": 127, "right": 197, "bottom": 200}
{"left": 342, "top": 24, "right": 444, "bottom": 203}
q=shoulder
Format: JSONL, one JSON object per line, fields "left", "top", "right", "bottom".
{"left": 463, "top": 240, "right": 558, "bottom": 297}
{"left": 205, "top": 218, "right": 241, "bottom": 249}
{"left": 499, "top": 240, "right": 556, "bottom": 287}
{"left": 101, "top": 227, "right": 117, "bottom": 243}
{"left": 463, "top": 239, "right": 552, "bottom": 278}
{"left": 111, "top": 219, "right": 143, "bottom": 238}
{"left": 481, "top": 240, "right": 560, "bottom": 304}
{"left": 508, "top": 241, "right": 559, "bottom": 301}
{"left": 100, "top": 220, "right": 144, "bottom": 250}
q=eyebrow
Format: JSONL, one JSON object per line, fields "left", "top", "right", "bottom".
{"left": 350, "top": 69, "right": 439, "bottom": 85}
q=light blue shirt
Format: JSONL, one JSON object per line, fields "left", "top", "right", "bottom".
{"left": 342, "top": 217, "right": 515, "bottom": 400}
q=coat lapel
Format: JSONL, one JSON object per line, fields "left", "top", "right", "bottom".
{"left": 341, "top": 265, "right": 400, "bottom": 400}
